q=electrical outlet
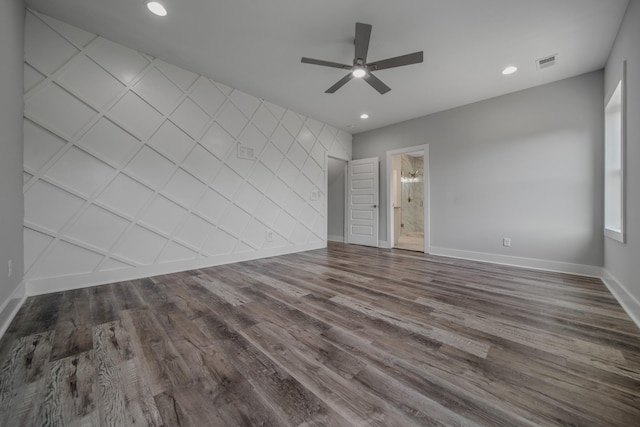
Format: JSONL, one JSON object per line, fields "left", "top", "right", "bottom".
{"left": 7, "top": 260, "right": 12, "bottom": 277}
{"left": 503, "top": 237, "right": 511, "bottom": 247}
{"left": 237, "top": 145, "right": 255, "bottom": 160}
{"left": 265, "top": 231, "right": 273, "bottom": 242}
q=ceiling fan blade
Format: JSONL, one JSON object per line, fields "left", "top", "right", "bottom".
{"left": 301, "top": 57, "right": 351, "bottom": 69}
{"left": 326, "top": 73, "right": 354, "bottom": 93}
{"left": 364, "top": 72, "right": 391, "bottom": 94}
{"left": 355, "top": 22, "right": 372, "bottom": 61}
{"left": 367, "top": 51, "right": 423, "bottom": 71}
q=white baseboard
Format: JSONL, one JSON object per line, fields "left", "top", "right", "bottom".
{"left": 378, "top": 240, "right": 391, "bottom": 249}
{"left": 427, "top": 246, "right": 640, "bottom": 329}
{"left": 429, "top": 246, "right": 603, "bottom": 277}
{"left": 27, "top": 242, "right": 325, "bottom": 296}
{"left": 0, "top": 281, "right": 27, "bottom": 338}
{"left": 601, "top": 269, "right": 640, "bottom": 329}
{"left": 327, "top": 234, "right": 344, "bottom": 243}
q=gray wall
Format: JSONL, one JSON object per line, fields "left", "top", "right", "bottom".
{"left": 0, "top": 1, "right": 25, "bottom": 318}
{"left": 605, "top": 0, "right": 640, "bottom": 302}
{"left": 327, "top": 157, "right": 346, "bottom": 240}
{"left": 353, "top": 71, "right": 604, "bottom": 266}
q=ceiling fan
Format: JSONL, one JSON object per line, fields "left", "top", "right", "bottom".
{"left": 301, "top": 22, "right": 423, "bottom": 94}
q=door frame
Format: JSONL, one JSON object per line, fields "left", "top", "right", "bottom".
{"left": 386, "top": 144, "right": 430, "bottom": 253}
{"left": 325, "top": 155, "right": 348, "bottom": 243}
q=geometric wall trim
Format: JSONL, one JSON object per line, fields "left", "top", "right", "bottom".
{"left": 23, "top": 10, "right": 352, "bottom": 291}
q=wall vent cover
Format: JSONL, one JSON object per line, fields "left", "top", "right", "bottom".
{"left": 536, "top": 54, "right": 557, "bottom": 70}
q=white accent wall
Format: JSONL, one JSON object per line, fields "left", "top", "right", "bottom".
{"left": 604, "top": 0, "right": 640, "bottom": 324}
{"left": 353, "top": 71, "right": 604, "bottom": 274}
{"left": 23, "top": 10, "right": 352, "bottom": 294}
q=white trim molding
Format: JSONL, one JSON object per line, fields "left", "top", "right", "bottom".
{"left": 27, "top": 242, "right": 325, "bottom": 296}
{"left": 430, "top": 246, "right": 603, "bottom": 277}
{"left": 601, "top": 269, "right": 640, "bottom": 329}
{"left": 0, "top": 281, "right": 27, "bottom": 338}
{"left": 377, "top": 240, "right": 391, "bottom": 249}
{"left": 429, "top": 246, "right": 640, "bottom": 329}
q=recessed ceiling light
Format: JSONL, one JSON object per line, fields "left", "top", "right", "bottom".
{"left": 147, "top": 1, "right": 167, "bottom": 16}
{"left": 360, "top": 113, "right": 369, "bottom": 119}
{"left": 502, "top": 65, "right": 518, "bottom": 75}
{"left": 352, "top": 67, "right": 366, "bottom": 78}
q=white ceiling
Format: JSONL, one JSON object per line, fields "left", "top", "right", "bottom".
{"left": 24, "top": 0, "right": 629, "bottom": 133}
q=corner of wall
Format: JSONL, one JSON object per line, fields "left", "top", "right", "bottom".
{"left": 601, "top": 269, "right": 640, "bottom": 329}
{"left": 0, "top": 281, "right": 27, "bottom": 339}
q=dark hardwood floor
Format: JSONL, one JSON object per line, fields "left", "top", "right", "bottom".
{"left": 1, "top": 242, "right": 639, "bottom": 426}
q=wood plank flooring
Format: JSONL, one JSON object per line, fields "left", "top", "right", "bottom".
{"left": 1, "top": 242, "right": 640, "bottom": 426}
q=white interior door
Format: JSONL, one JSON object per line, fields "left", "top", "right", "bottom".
{"left": 347, "top": 157, "right": 379, "bottom": 247}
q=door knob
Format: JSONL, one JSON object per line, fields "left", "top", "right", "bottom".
{"left": 372, "top": 205, "right": 377, "bottom": 208}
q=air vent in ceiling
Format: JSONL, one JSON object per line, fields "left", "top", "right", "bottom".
{"left": 536, "top": 54, "right": 557, "bottom": 70}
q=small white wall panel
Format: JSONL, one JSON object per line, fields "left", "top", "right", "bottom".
{"left": 38, "top": 13, "right": 95, "bottom": 48}
{"left": 23, "top": 10, "right": 352, "bottom": 289}
{"left": 200, "top": 122, "right": 236, "bottom": 159}
{"left": 24, "top": 181, "right": 84, "bottom": 233}
{"left": 113, "top": 225, "right": 165, "bottom": 265}
{"left": 271, "top": 125, "right": 294, "bottom": 154}
{"left": 229, "top": 90, "right": 261, "bottom": 118}
{"left": 155, "top": 59, "right": 198, "bottom": 91}
{"left": 96, "top": 174, "right": 154, "bottom": 218}
{"left": 26, "top": 83, "right": 96, "bottom": 139}
{"left": 158, "top": 242, "right": 199, "bottom": 264}
{"left": 163, "top": 168, "right": 206, "bottom": 208}
{"left": 139, "top": 196, "right": 188, "bottom": 235}
{"left": 86, "top": 38, "right": 149, "bottom": 84}
{"left": 211, "top": 166, "right": 243, "bottom": 200}
{"left": 124, "top": 146, "right": 175, "bottom": 188}
{"left": 249, "top": 162, "right": 275, "bottom": 193}
{"left": 133, "top": 67, "right": 183, "bottom": 114}
{"left": 66, "top": 205, "right": 129, "bottom": 251}
{"left": 203, "top": 228, "right": 237, "bottom": 256}
{"left": 194, "top": 189, "right": 231, "bottom": 224}
{"left": 24, "top": 64, "right": 45, "bottom": 93}
{"left": 190, "top": 77, "right": 226, "bottom": 116}
{"left": 182, "top": 144, "right": 222, "bottom": 184}
{"left": 36, "top": 241, "right": 102, "bottom": 277}
{"left": 170, "top": 98, "right": 211, "bottom": 139}
{"left": 44, "top": 147, "right": 115, "bottom": 197}
{"left": 287, "top": 141, "right": 308, "bottom": 169}
{"left": 149, "top": 121, "right": 195, "bottom": 163}
{"left": 23, "top": 119, "right": 66, "bottom": 172}
{"left": 175, "top": 214, "right": 215, "bottom": 250}
{"left": 78, "top": 118, "right": 139, "bottom": 167}
{"left": 25, "top": 12, "right": 79, "bottom": 75}
{"left": 109, "top": 91, "right": 163, "bottom": 139}
{"left": 216, "top": 102, "right": 249, "bottom": 138}
{"left": 58, "top": 56, "right": 124, "bottom": 108}
{"left": 23, "top": 229, "right": 54, "bottom": 272}
{"left": 252, "top": 105, "right": 280, "bottom": 137}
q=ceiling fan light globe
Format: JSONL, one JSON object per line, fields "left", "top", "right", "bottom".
{"left": 352, "top": 67, "right": 366, "bottom": 78}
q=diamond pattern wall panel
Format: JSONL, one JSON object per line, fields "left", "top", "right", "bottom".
{"left": 23, "top": 10, "right": 352, "bottom": 288}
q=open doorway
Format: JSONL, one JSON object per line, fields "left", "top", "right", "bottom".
{"left": 327, "top": 157, "right": 347, "bottom": 242}
{"left": 387, "top": 145, "right": 429, "bottom": 253}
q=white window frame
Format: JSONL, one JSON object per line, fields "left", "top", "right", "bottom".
{"left": 604, "top": 61, "right": 626, "bottom": 243}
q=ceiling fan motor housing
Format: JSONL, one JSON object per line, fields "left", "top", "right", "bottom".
{"left": 300, "top": 22, "right": 423, "bottom": 94}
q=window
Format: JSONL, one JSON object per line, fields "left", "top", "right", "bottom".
{"left": 604, "top": 62, "right": 626, "bottom": 243}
